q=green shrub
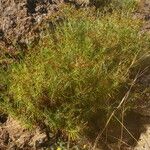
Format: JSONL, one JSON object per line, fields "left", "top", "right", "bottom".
{"left": 1, "top": 5, "right": 149, "bottom": 140}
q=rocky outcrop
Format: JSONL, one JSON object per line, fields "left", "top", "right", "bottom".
{"left": 0, "top": 116, "right": 48, "bottom": 149}
{"left": 0, "top": 0, "right": 63, "bottom": 51}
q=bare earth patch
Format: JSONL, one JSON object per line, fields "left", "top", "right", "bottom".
{"left": 0, "top": 117, "right": 48, "bottom": 150}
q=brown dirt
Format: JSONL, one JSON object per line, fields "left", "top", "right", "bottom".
{"left": 0, "top": 116, "right": 48, "bottom": 150}
{"left": 135, "top": 0, "right": 150, "bottom": 33}
{"left": 0, "top": 0, "right": 63, "bottom": 53}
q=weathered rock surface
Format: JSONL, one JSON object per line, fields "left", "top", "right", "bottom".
{"left": 0, "top": 0, "right": 62, "bottom": 51}
{"left": 134, "top": 124, "right": 150, "bottom": 150}
{"left": 0, "top": 116, "right": 48, "bottom": 149}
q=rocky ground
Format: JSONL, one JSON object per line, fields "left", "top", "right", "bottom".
{"left": 0, "top": 0, "right": 63, "bottom": 54}
{"left": 0, "top": 116, "right": 48, "bottom": 150}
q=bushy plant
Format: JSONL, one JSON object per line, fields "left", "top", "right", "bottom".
{"left": 1, "top": 4, "right": 149, "bottom": 141}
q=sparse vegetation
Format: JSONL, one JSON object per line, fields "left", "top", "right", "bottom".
{"left": 0, "top": 0, "right": 150, "bottom": 149}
